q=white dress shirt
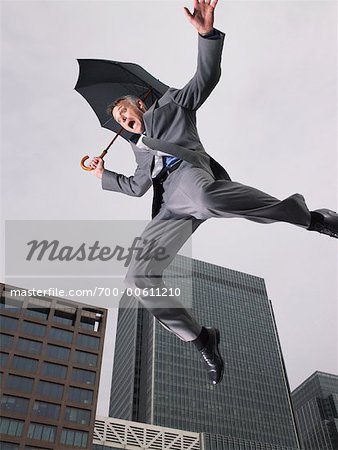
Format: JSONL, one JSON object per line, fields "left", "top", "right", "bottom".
{"left": 136, "top": 134, "right": 175, "bottom": 178}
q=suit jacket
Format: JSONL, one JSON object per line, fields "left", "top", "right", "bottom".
{"left": 102, "top": 29, "right": 231, "bottom": 218}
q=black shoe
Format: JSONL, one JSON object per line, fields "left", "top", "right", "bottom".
{"left": 309, "top": 209, "right": 338, "bottom": 239}
{"left": 199, "top": 327, "right": 224, "bottom": 385}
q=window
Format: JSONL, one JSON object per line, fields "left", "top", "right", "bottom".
{"left": 0, "top": 418, "right": 24, "bottom": 437}
{"left": 17, "top": 338, "right": 42, "bottom": 355}
{"left": 76, "top": 333, "right": 99, "bottom": 350}
{"left": 0, "top": 297, "right": 23, "bottom": 311}
{"left": 60, "top": 428, "right": 88, "bottom": 448}
{"left": 0, "top": 442, "right": 20, "bottom": 450}
{"left": 41, "top": 362, "right": 67, "bottom": 379}
{"left": 32, "top": 401, "right": 60, "bottom": 420}
{"left": 0, "top": 316, "right": 18, "bottom": 331}
{"left": 27, "top": 423, "right": 56, "bottom": 443}
{"left": 22, "top": 321, "right": 46, "bottom": 337}
{"left": 49, "top": 327, "right": 73, "bottom": 344}
{"left": 46, "top": 344, "right": 70, "bottom": 361}
{"left": 74, "top": 350, "right": 97, "bottom": 367}
{"left": 0, "top": 352, "right": 9, "bottom": 368}
{"left": 53, "top": 310, "right": 75, "bottom": 326}
{"left": 80, "top": 316, "right": 96, "bottom": 331}
{"left": 1, "top": 395, "right": 29, "bottom": 414}
{"left": 25, "top": 447, "right": 51, "bottom": 450}
{"left": 26, "top": 306, "right": 49, "bottom": 320}
{"left": 80, "top": 313, "right": 102, "bottom": 332}
{"left": 67, "top": 387, "right": 93, "bottom": 405}
{"left": 6, "top": 375, "right": 34, "bottom": 393}
{"left": 64, "top": 407, "right": 91, "bottom": 425}
{"left": 37, "top": 381, "right": 64, "bottom": 399}
{"left": 12, "top": 356, "right": 38, "bottom": 373}
{"left": 71, "top": 368, "right": 95, "bottom": 385}
{"left": 0, "top": 334, "right": 14, "bottom": 349}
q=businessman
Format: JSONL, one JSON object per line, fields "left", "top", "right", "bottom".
{"left": 90, "top": 0, "right": 338, "bottom": 385}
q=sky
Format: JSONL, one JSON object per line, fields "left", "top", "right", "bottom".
{"left": 1, "top": 0, "right": 337, "bottom": 416}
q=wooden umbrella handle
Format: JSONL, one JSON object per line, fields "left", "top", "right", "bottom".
{"left": 80, "top": 150, "right": 108, "bottom": 171}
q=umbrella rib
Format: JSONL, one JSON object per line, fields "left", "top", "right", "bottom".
{"left": 78, "top": 60, "right": 161, "bottom": 90}
{"left": 107, "top": 61, "right": 163, "bottom": 91}
{"left": 102, "top": 116, "right": 114, "bottom": 127}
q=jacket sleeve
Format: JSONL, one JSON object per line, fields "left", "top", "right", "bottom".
{"left": 168, "top": 29, "right": 225, "bottom": 111}
{"left": 101, "top": 147, "right": 152, "bottom": 197}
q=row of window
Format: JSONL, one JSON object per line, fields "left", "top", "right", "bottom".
{"left": 0, "top": 299, "right": 102, "bottom": 332}
{"left": 0, "top": 418, "right": 88, "bottom": 447}
{"left": 1, "top": 354, "right": 95, "bottom": 384}
{"left": 0, "top": 316, "right": 100, "bottom": 349}
{"left": 1, "top": 334, "right": 98, "bottom": 366}
{"left": 3, "top": 374, "right": 94, "bottom": 404}
{"left": 1, "top": 443, "right": 56, "bottom": 450}
{"left": 1, "top": 395, "right": 91, "bottom": 424}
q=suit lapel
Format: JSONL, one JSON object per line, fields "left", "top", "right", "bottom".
{"left": 143, "top": 99, "right": 158, "bottom": 136}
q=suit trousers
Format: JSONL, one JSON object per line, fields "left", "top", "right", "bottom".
{"left": 125, "top": 161, "right": 312, "bottom": 342}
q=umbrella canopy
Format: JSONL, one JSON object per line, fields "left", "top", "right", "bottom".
{"left": 75, "top": 58, "right": 169, "bottom": 143}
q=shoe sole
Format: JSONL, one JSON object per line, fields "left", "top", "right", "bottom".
{"left": 313, "top": 223, "right": 338, "bottom": 238}
{"left": 213, "top": 328, "right": 224, "bottom": 385}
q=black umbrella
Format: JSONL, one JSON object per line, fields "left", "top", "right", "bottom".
{"left": 75, "top": 59, "right": 169, "bottom": 170}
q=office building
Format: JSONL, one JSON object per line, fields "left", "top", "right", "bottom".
{"left": 109, "top": 255, "right": 300, "bottom": 449}
{"left": 0, "top": 283, "right": 107, "bottom": 450}
{"left": 292, "top": 371, "right": 338, "bottom": 450}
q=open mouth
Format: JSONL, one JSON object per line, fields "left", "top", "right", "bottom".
{"left": 128, "top": 120, "right": 136, "bottom": 130}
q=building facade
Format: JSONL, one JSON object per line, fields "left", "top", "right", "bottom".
{"left": 92, "top": 416, "right": 299, "bottom": 450}
{"left": 92, "top": 416, "right": 200, "bottom": 450}
{"left": 292, "top": 371, "right": 338, "bottom": 450}
{"left": 0, "top": 283, "right": 107, "bottom": 450}
{"left": 109, "top": 256, "right": 300, "bottom": 449}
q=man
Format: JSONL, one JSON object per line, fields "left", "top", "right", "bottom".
{"left": 90, "top": 0, "right": 338, "bottom": 385}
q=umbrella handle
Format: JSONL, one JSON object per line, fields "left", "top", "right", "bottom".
{"left": 80, "top": 150, "right": 108, "bottom": 171}
{"left": 80, "top": 128, "right": 124, "bottom": 171}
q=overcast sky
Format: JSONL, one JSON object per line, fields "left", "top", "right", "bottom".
{"left": 1, "top": 0, "right": 337, "bottom": 416}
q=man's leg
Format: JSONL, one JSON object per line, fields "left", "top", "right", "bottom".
{"left": 166, "top": 163, "right": 313, "bottom": 227}
{"left": 124, "top": 212, "right": 224, "bottom": 384}
{"left": 125, "top": 212, "right": 204, "bottom": 342}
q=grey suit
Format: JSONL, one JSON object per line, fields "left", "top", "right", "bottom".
{"left": 102, "top": 30, "right": 311, "bottom": 341}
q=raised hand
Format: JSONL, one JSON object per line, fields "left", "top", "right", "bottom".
{"left": 183, "top": 0, "right": 218, "bottom": 35}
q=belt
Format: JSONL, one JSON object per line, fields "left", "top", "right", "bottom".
{"left": 153, "top": 160, "right": 183, "bottom": 183}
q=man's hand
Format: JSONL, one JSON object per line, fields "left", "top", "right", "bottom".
{"left": 89, "top": 157, "right": 104, "bottom": 179}
{"left": 183, "top": 0, "right": 218, "bottom": 35}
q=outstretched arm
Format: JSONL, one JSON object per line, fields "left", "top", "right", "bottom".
{"left": 169, "top": 0, "right": 224, "bottom": 110}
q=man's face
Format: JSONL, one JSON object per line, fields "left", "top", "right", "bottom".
{"left": 112, "top": 99, "right": 146, "bottom": 134}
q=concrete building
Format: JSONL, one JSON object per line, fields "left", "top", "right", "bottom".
{"left": 109, "top": 255, "right": 301, "bottom": 449}
{"left": 292, "top": 371, "right": 338, "bottom": 450}
{"left": 0, "top": 283, "right": 107, "bottom": 450}
{"left": 92, "top": 416, "right": 299, "bottom": 450}
{"left": 93, "top": 416, "right": 200, "bottom": 450}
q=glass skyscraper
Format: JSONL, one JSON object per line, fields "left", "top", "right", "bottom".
{"left": 292, "top": 371, "right": 338, "bottom": 450}
{"left": 109, "top": 256, "right": 300, "bottom": 449}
